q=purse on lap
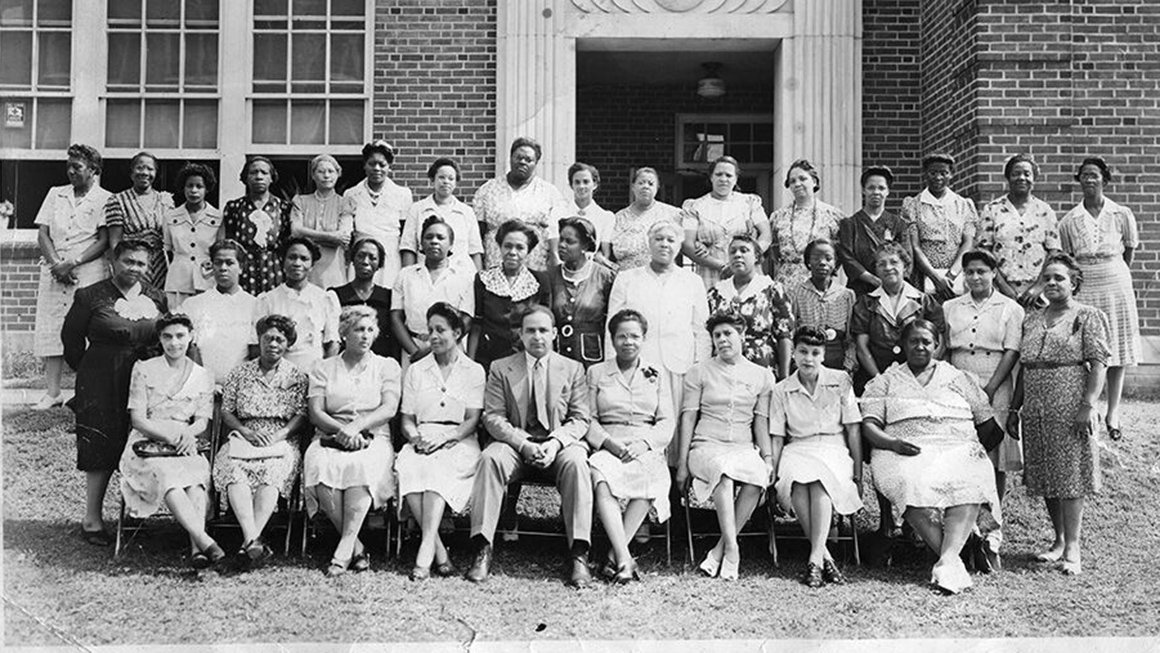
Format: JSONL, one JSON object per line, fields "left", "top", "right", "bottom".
{"left": 227, "top": 432, "right": 294, "bottom": 460}
{"left": 131, "top": 440, "right": 182, "bottom": 458}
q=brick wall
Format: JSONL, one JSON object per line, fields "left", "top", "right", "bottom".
{"left": 0, "top": 240, "right": 40, "bottom": 334}
{"left": 862, "top": 0, "right": 925, "bottom": 204}
{"left": 372, "top": 0, "right": 497, "bottom": 202}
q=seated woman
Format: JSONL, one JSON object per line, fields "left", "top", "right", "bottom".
{"left": 396, "top": 302, "right": 485, "bottom": 580}
{"left": 305, "top": 305, "right": 402, "bottom": 577}
{"left": 769, "top": 326, "right": 863, "bottom": 588}
{"left": 586, "top": 309, "right": 673, "bottom": 584}
{"left": 211, "top": 314, "right": 309, "bottom": 565}
{"left": 861, "top": 319, "right": 1003, "bottom": 594}
{"left": 676, "top": 311, "right": 776, "bottom": 581}
{"left": 118, "top": 314, "right": 222, "bottom": 568}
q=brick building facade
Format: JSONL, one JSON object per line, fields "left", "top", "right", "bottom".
{"left": 2, "top": 0, "right": 1157, "bottom": 379}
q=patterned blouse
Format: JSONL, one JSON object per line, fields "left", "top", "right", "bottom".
{"left": 1057, "top": 197, "right": 1138, "bottom": 260}
{"left": 222, "top": 195, "right": 293, "bottom": 295}
{"left": 105, "top": 188, "right": 175, "bottom": 288}
{"left": 901, "top": 188, "right": 979, "bottom": 270}
{"left": 608, "top": 201, "right": 683, "bottom": 270}
{"left": 474, "top": 175, "right": 565, "bottom": 271}
{"left": 221, "top": 358, "right": 309, "bottom": 440}
{"left": 681, "top": 192, "right": 766, "bottom": 288}
{"left": 975, "top": 194, "right": 1059, "bottom": 286}
{"left": 706, "top": 274, "right": 793, "bottom": 371}
{"left": 768, "top": 199, "right": 844, "bottom": 287}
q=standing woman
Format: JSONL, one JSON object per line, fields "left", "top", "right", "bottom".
{"left": 707, "top": 234, "right": 793, "bottom": 378}
{"left": 786, "top": 239, "right": 857, "bottom": 372}
{"left": 1057, "top": 157, "right": 1141, "bottom": 440}
{"left": 61, "top": 238, "right": 167, "bottom": 544}
{"left": 223, "top": 156, "right": 291, "bottom": 295}
{"left": 675, "top": 312, "right": 776, "bottom": 581}
{"left": 162, "top": 162, "right": 221, "bottom": 310}
{"left": 305, "top": 305, "right": 403, "bottom": 576}
{"left": 767, "top": 159, "right": 845, "bottom": 286}
{"left": 555, "top": 162, "right": 616, "bottom": 269}
{"left": 105, "top": 151, "right": 174, "bottom": 289}
{"left": 467, "top": 220, "right": 550, "bottom": 371}
{"left": 329, "top": 238, "right": 399, "bottom": 359}
{"left": 1010, "top": 253, "right": 1109, "bottom": 575}
{"left": 291, "top": 154, "right": 352, "bottom": 289}
{"left": 474, "top": 137, "right": 565, "bottom": 271}
{"left": 976, "top": 154, "right": 1060, "bottom": 303}
{"left": 901, "top": 153, "right": 979, "bottom": 300}
{"left": 396, "top": 303, "right": 485, "bottom": 580}
{"left": 607, "top": 167, "right": 682, "bottom": 271}
{"left": 548, "top": 217, "right": 615, "bottom": 367}
{"left": 400, "top": 157, "right": 483, "bottom": 274}
{"left": 680, "top": 156, "right": 771, "bottom": 288}
{"left": 837, "top": 166, "right": 916, "bottom": 297}
{"left": 33, "top": 144, "right": 113, "bottom": 409}
{"left": 253, "top": 237, "right": 341, "bottom": 371}
{"left": 943, "top": 250, "right": 1025, "bottom": 566}
{"left": 343, "top": 140, "right": 413, "bottom": 289}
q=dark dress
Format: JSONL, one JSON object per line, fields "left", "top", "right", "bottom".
{"left": 837, "top": 209, "right": 916, "bottom": 296}
{"left": 328, "top": 282, "right": 400, "bottom": 360}
{"left": 62, "top": 279, "right": 168, "bottom": 471}
{"left": 849, "top": 283, "right": 945, "bottom": 394}
{"left": 473, "top": 267, "right": 550, "bottom": 370}
{"left": 547, "top": 262, "right": 615, "bottom": 367}
{"left": 222, "top": 195, "right": 292, "bottom": 295}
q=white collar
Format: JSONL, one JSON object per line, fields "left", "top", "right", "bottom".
{"left": 868, "top": 281, "right": 923, "bottom": 301}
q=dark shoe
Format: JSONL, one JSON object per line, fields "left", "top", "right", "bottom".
{"left": 822, "top": 558, "right": 846, "bottom": 585}
{"left": 465, "top": 544, "right": 493, "bottom": 583}
{"left": 433, "top": 560, "right": 457, "bottom": 577}
{"left": 325, "top": 557, "right": 351, "bottom": 578}
{"left": 613, "top": 559, "right": 640, "bottom": 585}
{"left": 409, "top": 565, "right": 431, "bottom": 581}
{"left": 599, "top": 555, "right": 617, "bottom": 581}
{"left": 802, "top": 562, "right": 824, "bottom": 588}
{"left": 1108, "top": 426, "right": 1123, "bottom": 441}
{"left": 350, "top": 552, "right": 371, "bottom": 573}
{"left": 245, "top": 539, "right": 273, "bottom": 566}
{"left": 568, "top": 553, "right": 592, "bottom": 588}
{"left": 192, "top": 543, "right": 225, "bottom": 570}
{"left": 81, "top": 527, "right": 113, "bottom": 547}
{"left": 966, "top": 533, "right": 992, "bottom": 574}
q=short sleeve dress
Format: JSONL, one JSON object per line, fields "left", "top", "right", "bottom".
{"left": 291, "top": 191, "right": 351, "bottom": 289}
{"left": 608, "top": 201, "right": 683, "bottom": 271}
{"left": 768, "top": 199, "right": 844, "bottom": 287}
{"left": 975, "top": 194, "right": 1060, "bottom": 296}
{"left": 211, "top": 358, "right": 309, "bottom": 507}
{"left": 1019, "top": 304, "right": 1110, "bottom": 498}
{"left": 682, "top": 357, "right": 775, "bottom": 505}
{"left": 394, "top": 353, "right": 485, "bottom": 514}
{"left": 706, "top": 274, "right": 794, "bottom": 371}
{"left": 104, "top": 187, "right": 175, "bottom": 288}
{"left": 680, "top": 192, "right": 766, "bottom": 288}
{"left": 118, "top": 357, "right": 215, "bottom": 517}
{"left": 222, "top": 195, "right": 293, "bottom": 295}
{"left": 303, "top": 354, "right": 402, "bottom": 515}
{"left": 474, "top": 176, "right": 564, "bottom": 271}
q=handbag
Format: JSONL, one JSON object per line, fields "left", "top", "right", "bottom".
{"left": 131, "top": 440, "right": 182, "bottom": 458}
{"left": 227, "top": 432, "right": 293, "bottom": 460}
{"left": 319, "top": 431, "right": 375, "bottom": 451}
{"left": 976, "top": 418, "right": 1004, "bottom": 453}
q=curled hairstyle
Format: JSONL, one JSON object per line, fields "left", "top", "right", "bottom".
{"left": 567, "top": 162, "right": 600, "bottom": 186}
{"left": 558, "top": 216, "right": 597, "bottom": 253}
{"left": 706, "top": 310, "right": 747, "bottom": 335}
{"left": 729, "top": 233, "right": 760, "bottom": 254}
{"left": 129, "top": 151, "right": 159, "bottom": 172}
{"left": 873, "top": 240, "right": 911, "bottom": 273}
{"left": 631, "top": 166, "right": 659, "bottom": 185}
{"left": 307, "top": 154, "right": 341, "bottom": 189}
{"left": 421, "top": 215, "right": 455, "bottom": 244}
{"left": 608, "top": 308, "right": 649, "bottom": 338}
{"left": 785, "top": 158, "right": 821, "bottom": 192}
{"left": 176, "top": 162, "right": 217, "bottom": 193}
{"left": 67, "top": 143, "right": 102, "bottom": 174}
{"left": 351, "top": 237, "right": 386, "bottom": 269}
{"left": 792, "top": 325, "right": 828, "bottom": 348}
{"left": 647, "top": 219, "right": 682, "bottom": 241}
{"left": 1003, "top": 153, "right": 1039, "bottom": 179}
{"left": 427, "top": 157, "right": 459, "bottom": 180}
{"left": 1075, "top": 156, "right": 1112, "bottom": 184}
{"left": 495, "top": 219, "right": 539, "bottom": 251}
{"left": 710, "top": 155, "right": 742, "bottom": 178}
{"left": 860, "top": 165, "right": 894, "bottom": 188}
{"left": 803, "top": 237, "right": 837, "bottom": 270}
{"left": 510, "top": 136, "right": 542, "bottom": 162}
{"left": 338, "top": 305, "right": 379, "bottom": 340}
{"left": 239, "top": 155, "right": 278, "bottom": 185}
{"left": 362, "top": 139, "right": 395, "bottom": 164}
{"left": 280, "top": 235, "right": 321, "bottom": 263}
{"left": 1042, "top": 251, "right": 1084, "bottom": 294}
{"left": 900, "top": 318, "right": 940, "bottom": 345}
{"left": 426, "top": 301, "right": 465, "bottom": 335}
{"left": 113, "top": 236, "right": 155, "bottom": 259}
{"left": 209, "top": 238, "right": 247, "bottom": 263}
{"left": 960, "top": 249, "right": 998, "bottom": 271}
{"left": 155, "top": 312, "right": 194, "bottom": 335}
{"left": 256, "top": 314, "right": 298, "bottom": 347}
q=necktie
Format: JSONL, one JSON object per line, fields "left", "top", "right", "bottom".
{"left": 531, "top": 359, "right": 548, "bottom": 430}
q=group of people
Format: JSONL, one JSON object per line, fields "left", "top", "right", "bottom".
{"left": 34, "top": 137, "right": 1135, "bottom": 595}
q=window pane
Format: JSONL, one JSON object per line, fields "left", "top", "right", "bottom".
{"left": 0, "top": 97, "right": 32, "bottom": 148}
{"left": 0, "top": 31, "right": 32, "bottom": 86}
{"left": 252, "top": 100, "right": 286, "bottom": 144}
{"left": 331, "top": 0, "right": 363, "bottom": 16}
{"left": 329, "top": 33, "right": 362, "bottom": 85}
{"left": 292, "top": 0, "right": 324, "bottom": 16}
{"left": 145, "top": 32, "right": 180, "bottom": 89}
{"left": 36, "top": 0, "right": 68, "bottom": 25}
{"left": 107, "top": 32, "right": 140, "bottom": 88}
{"left": 328, "top": 100, "right": 362, "bottom": 145}
{"left": 252, "top": 33, "right": 286, "bottom": 85}
{"left": 184, "top": 32, "right": 217, "bottom": 89}
{"left": 290, "top": 100, "right": 324, "bottom": 144}
{"left": 105, "top": 98, "right": 141, "bottom": 147}
{"left": 145, "top": 0, "right": 178, "bottom": 27}
{"left": 0, "top": 0, "right": 32, "bottom": 26}
{"left": 752, "top": 123, "right": 772, "bottom": 141}
{"left": 143, "top": 99, "right": 179, "bottom": 148}
{"left": 182, "top": 99, "right": 216, "bottom": 148}
{"left": 290, "top": 33, "right": 325, "bottom": 81}
{"left": 37, "top": 30, "right": 70, "bottom": 87}
{"left": 254, "top": 0, "right": 286, "bottom": 16}
{"left": 34, "top": 97, "right": 69, "bottom": 148}
{"left": 107, "top": 0, "right": 141, "bottom": 25}
{"left": 184, "top": 0, "right": 217, "bottom": 27}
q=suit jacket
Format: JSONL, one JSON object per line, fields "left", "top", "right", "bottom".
{"left": 483, "top": 350, "right": 590, "bottom": 452}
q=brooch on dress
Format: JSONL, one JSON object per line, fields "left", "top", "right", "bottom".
{"left": 113, "top": 295, "right": 161, "bottom": 321}
{"left": 642, "top": 366, "right": 659, "bottom": 383}
{"left": 248, "top": 209, "right": 274, "bottom": 248}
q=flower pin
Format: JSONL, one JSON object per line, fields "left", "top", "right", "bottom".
{"left": 642, "top": 366, "right": 659, "bottom": 383}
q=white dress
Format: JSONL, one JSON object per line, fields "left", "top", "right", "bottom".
{"left": 394, "top": 354, "right": 485, "bottom": 513}
{"left": 303, "top": 354, "right": 401, "bottom": 515}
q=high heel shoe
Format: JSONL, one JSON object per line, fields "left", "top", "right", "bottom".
{"left": 325, "top": 556, "right": 351, "bottom": 577}
{"left": 821, "top": 558, "right": 846, "bottom": 585}
{"left": 802, "top": 562, "right": 824, "bottom": 588}
{"left": 613, "top": 559, "right": 640, "bottom": 584}
{"left": 698, "top": 549, "right": 722, "bottom": 578}
{"left": 192, "top": 542, "right": 225, "bottom": 570}
{"left": 718, "top": 555, "right": 740, "bottom": 581}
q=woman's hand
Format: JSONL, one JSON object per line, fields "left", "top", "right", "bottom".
{"left": 50, "top": 258, "right": 76, "bottom": 282}
{"left": 1074, "top": 402, "right": 1094, "bottom": 434}
{"left": 694, "top": 242, "right": 710, "bottom": 258}
{"left": 413, "top": 429, "right": 447, "bottom": 454}
{"left": 764, "top": 458, "right": 776, "bottom": 484}
{"left": 337, "top": 423, "right": 366, "bottom": 450}
{"left": 675, "top": 464, "right": 691, "bottom": 494}
{"left": 931, "top": 274, "right": 952, "bottom": 298}
{"left": 1006, "top": 411, "right": 1021, "bottom": 440}
{"left": 409, "top": 345, "right": 432, "bottom": 363}
{"left": 983, "top": 382, "right": 999, "bottom": 404}
{"left": 891, "top": 438, "right": 921, "bottom": 456}
{"left": 620, "top": 441, "right": 649, "bottom": 462}
{"left": 174, "top": 430, "right": 197, "bottom": 456}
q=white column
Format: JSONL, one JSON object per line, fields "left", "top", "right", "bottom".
{"left": 71, "top": 0, "right": 105, "bottom": 147}
{"left": 496, "top": 0, "right": 576, "bottom": 189}
{"left": 217, "top": 0, "right": 250, "bottom": 200}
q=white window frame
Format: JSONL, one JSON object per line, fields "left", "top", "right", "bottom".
{"left": 0, "top": 0, "right": 74, "bottom": 155}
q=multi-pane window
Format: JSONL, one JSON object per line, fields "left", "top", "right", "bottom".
{"left": 679, "top": 115, "right": 775, "bottom": 167}
{"left": 251, "top": 0, "right": 367, "bottom": 146}
{"left": 0, "top": 0, "right": 72, "bottom": 149}
{"left": 105, "top": 0, "right": 220, "bottom": 149}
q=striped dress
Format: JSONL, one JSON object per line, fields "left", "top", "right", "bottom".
{"left": 105, "top": 188, "right": 175, "bottom": 289}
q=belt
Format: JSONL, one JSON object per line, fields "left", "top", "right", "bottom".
{"left": 419, "top": 420, "right": 460, "bottom": 426}
{"left": 1022, "top": 361, "right": 1086, "bottom": 370}
{"left": 600, "top": 420, "right": 656, "bottom": 427}
{"left": 1074, "top": 253, "right": 1118, "bottom": 264}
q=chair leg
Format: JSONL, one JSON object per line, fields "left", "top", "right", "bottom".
{"left": 683, "top": 500, "right": 695, "bottom": 568}
{"left": 665, "top": 519, "right": 672, "bottom": 568}
{"left": 766, "top": 494, "right": 779, "bottom": 568}
{"left": 114, "top": 498, "right": 126, "bottom": 559}
{"left": 852, "top": 514, "right": 862, "bottom": 566}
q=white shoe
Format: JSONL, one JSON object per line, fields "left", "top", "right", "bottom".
{"left": 719, "top": 555, "right": 740, "bottom": 581}
{"left": 932, "top": 559, "right": 973, "bottom": 594}
{"left": 698, "top": 549, "right": 722, "bottom": 577}
{"left": 32, "top": 393, "right": 64, "bottom": 410}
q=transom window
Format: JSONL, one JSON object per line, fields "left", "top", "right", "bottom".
{"left": 250, "top": 0, "right": 368, "bottom": 146}
{"left": 0, "top": 0, "right": 72, "bottom": 149}
{"left": 678, "top": 114, "right": 774, "bottom": 168}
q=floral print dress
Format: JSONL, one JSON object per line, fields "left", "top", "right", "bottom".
{"left": 222, "top": 195, "right": 292, "bottom": 295}
{"left": 975, "top": 194, "right": 1059, "bottom": 295}
{"left": 706, "top": 275, "right": 793, "bottom": 372}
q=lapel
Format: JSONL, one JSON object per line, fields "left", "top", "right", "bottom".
{"left": 508, "top": 355, "right": 529, "bottom": 426}
{"left": 544, "top": 352, "right": 560, "bottom": 427}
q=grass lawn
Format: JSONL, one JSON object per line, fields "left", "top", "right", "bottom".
{"left": 4, "top": 401, "right": 1160, "bottom": 647}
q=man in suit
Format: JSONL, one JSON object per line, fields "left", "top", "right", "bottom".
{"left": 466, "top": 304, "right": 593, "bottom": 586}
